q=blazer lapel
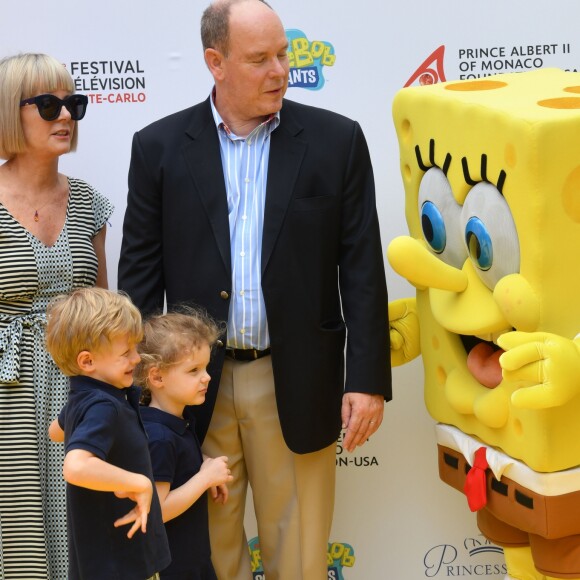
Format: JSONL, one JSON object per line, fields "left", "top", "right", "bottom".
{"left": 182, "top": 99, "right": 231, "bottom": 275}
{"left": 262, "top": 104, "right": 307, "bottom": 275}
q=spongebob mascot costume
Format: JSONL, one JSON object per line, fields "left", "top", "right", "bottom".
{"left": 389, "top": 68, "right": 580, "bottom": 580}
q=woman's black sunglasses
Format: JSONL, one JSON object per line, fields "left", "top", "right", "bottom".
{"left": 19, "top": 93, "right": 88, "bottom": 122}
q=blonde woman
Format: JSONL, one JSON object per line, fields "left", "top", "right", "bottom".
{"left": 0, "top": 53, "right": 112, "bottom": 579}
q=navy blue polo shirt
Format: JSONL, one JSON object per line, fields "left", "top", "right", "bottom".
{"left": 141, "top": 406, "right": 216, "bottom": 579}
{"left": 61, "top": 376, "right": 171, "bottom": 580}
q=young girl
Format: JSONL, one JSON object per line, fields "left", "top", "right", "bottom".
{"left": 134, "top": 309, "right": 233, "bottom": 579}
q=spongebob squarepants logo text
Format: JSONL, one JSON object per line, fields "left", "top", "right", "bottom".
{"left": 286, "top": 29, "right": 336, "bottom": 90}
{"left": 249, "top": 537, "right": 355, "bottom": 579}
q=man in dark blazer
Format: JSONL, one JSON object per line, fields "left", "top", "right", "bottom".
{"left": 118, "top": 0, "right": 391, "bottom": 578}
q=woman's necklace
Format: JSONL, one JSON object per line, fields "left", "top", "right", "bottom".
{"left": 33, "top": 189, "right": 66, "bottom": 222}
{"left": 0, "top": 162, "right": 66, "bottom": 224}
{"left": 34, "top": 201, "right": 52, "bottom": 222}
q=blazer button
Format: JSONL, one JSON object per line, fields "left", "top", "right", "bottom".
{"left": 220, "top": 291, "right": 230, "bottom": 300}
{"left": 216, "top": 339, "right": 224, "bottom": 348}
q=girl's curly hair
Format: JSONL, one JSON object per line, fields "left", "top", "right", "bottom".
{"left": 134, "top": 306, "right": 224, "bottom": 405}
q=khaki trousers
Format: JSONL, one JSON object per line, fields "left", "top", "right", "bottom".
{"left": 202, "top": 355, "right": 336, "bottom": 580}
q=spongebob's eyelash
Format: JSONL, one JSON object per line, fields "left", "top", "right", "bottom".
{"left": 416, "top": 141, "right": 507, "bottom": 193}
{"left": 462, "top": 154, "right": 507, "bottom": 194}
{"left": 415, "top": 139, "right": 452, "bottom": 175}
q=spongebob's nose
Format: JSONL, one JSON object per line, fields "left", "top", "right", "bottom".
{"left": 387, "top": 235, "right": 467, "bottom": 292}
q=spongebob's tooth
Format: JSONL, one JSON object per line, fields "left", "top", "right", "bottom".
{"left": 474, "top": 328, "right": 511, "bottom": 345}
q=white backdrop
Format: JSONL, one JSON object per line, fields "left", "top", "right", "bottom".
{"left": 3, "top": 1, "right": 580, "bottom": 577}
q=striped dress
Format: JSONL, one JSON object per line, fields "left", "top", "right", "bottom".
{"left": 0, "top": 178, "right": 113, "bottom": 579}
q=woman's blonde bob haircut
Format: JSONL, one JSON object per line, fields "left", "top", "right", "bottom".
{"left": 0, "top": 53, "right": 79, "bottom": 160}
{"left": 46, "top": 287, "right": 143, "bottom": 377}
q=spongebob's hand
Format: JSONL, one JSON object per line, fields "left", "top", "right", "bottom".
{"left": 389, "top": 297, "right": 421, "bottom": 367}
{"left": 498, "top": 331, "right": 580, "bottom": 409}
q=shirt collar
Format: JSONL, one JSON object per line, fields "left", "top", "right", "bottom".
{"left": 209, "top": 87, "right": 280, "bottom": 140}
{"left": 69, "top": 375, "right": 141, "bottom": 407}
{"left": 139, "top": 405, "right": 192, "bottom": 435}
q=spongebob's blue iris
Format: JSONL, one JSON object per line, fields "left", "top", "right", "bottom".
{"left": 421, "top": 200, "right": 446, "bottom": 253}
{"left": 465, "top": 216, "right": 492, "bottom": 271}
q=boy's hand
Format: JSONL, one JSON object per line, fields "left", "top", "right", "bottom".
{"left": 202, "top": 456, "right": 233, "bottom": 505}
{"left": 200, "top": 456, "right": 234, "bottom": 489}
{"left": 210, "top": 482, "right": 229, "bottom": 504}
{"left": 112, "top": 476, "right": 153, "bottom": 538}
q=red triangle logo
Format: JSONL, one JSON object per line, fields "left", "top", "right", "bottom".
{"left": 404, "top": 45, "right": 447, "bottom": 87}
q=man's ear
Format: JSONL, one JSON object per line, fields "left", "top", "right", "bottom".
{"left": 204, "top": 47, "right": 225, "bottom": 80}
{"left": 77, "top": 351, "right": 94, "bottom": 373}
{"left": 148, "top": 366, "right": 164, "bottom": 389}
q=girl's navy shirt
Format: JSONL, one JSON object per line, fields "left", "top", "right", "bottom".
{"left": 141, "top": 405, "right": 216, "bottom": 579}
{"left": 61, "top": 375, "right": 171, "bottom": 580}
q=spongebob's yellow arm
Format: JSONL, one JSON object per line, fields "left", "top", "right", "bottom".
{"left": 498, "top": 331, "right": 580, "bottom": 409}
{"left": 389, "top": 297, "right": 421, "bottom": 367}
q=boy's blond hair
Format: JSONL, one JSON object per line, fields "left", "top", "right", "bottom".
{"left": 46, "top": 287, "right": 143, "bottom": 376}
{"left": 0, "top": 53, "right": 79, "bottom": 159}
{"left": 133, "top": 307, "right": 222, "bottom": 404}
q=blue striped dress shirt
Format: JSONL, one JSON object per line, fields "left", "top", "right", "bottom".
{"left": 210, "top": 96, "right": 280, "bottom": 350}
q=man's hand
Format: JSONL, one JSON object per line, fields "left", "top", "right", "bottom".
{"left": 341, "top": 392, "right": 384, "bottom": 452}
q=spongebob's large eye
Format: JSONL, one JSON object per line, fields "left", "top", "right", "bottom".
{"left": 460, "top": 181, "right": 519, "bottom": 289}
{"left": 418, "top": 167, "right": 465, "bottom": 268}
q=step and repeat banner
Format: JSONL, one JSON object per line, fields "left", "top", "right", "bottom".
{"left": 3, "top": 1, "right": 580, "bottom": 577}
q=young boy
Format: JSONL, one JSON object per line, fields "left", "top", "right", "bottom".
{"left": 134, "top": 309, "right": 233, "bottom": 578}
{"left": 46, "top": 287, "right": 171, "bottom": 580}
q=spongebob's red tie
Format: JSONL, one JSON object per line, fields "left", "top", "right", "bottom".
{"left": 464, "top": 447, "right": 488, "bottom": 512}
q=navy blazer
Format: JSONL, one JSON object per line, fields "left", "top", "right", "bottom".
{"left": 118, "top": 97, "right": 391, "bottom": 454}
